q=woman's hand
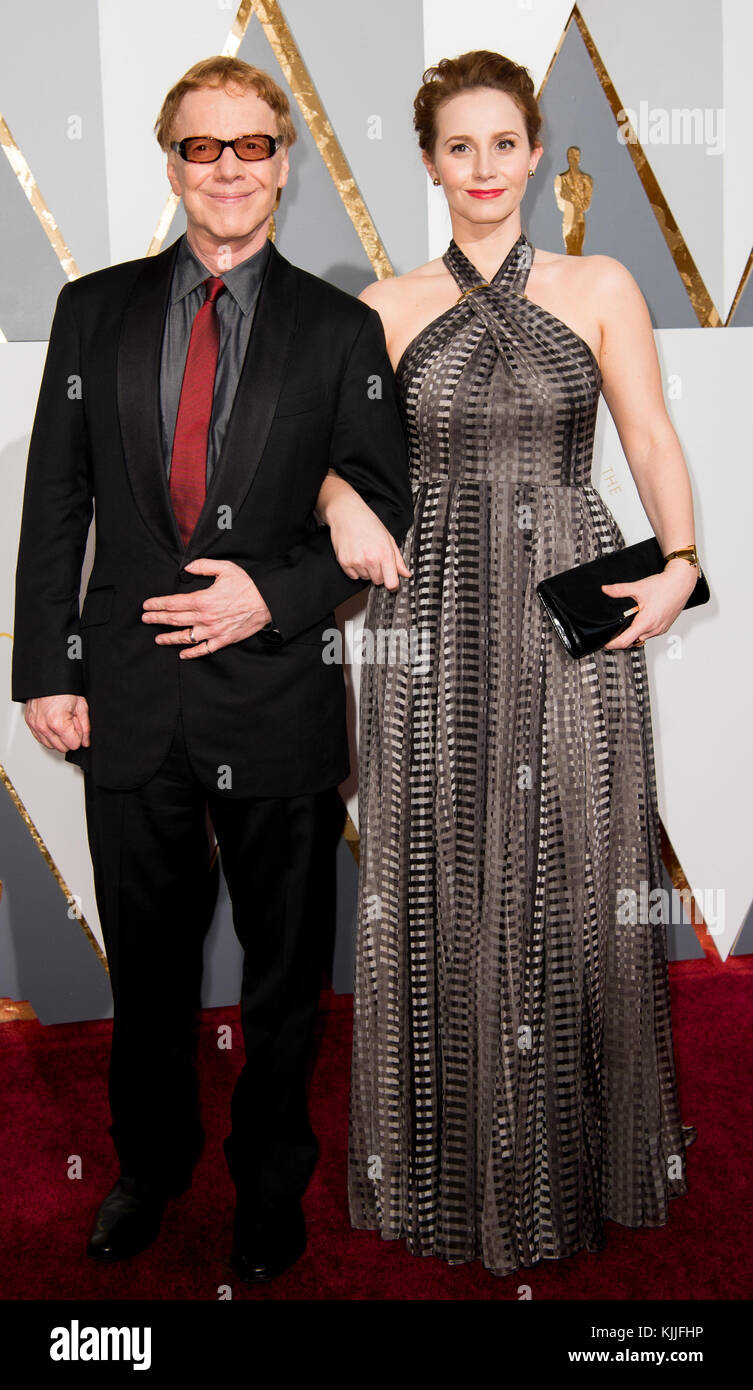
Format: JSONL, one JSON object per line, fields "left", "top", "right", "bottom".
{"left": 315, "top": 471, "right": 412, "bottom": 590}
{"left": 601, "top": 559, "right": 699, "bottom": 650}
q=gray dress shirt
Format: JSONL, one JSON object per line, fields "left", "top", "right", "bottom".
{"left": 159, "top": 233, "right": 278, "bottom": 630}
{"left": 160, "top": 234, "right": 272, "bottom": 485}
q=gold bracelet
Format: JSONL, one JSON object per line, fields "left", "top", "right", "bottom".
{"left": 663, "top": 544, "right": 700, "bottom": 573}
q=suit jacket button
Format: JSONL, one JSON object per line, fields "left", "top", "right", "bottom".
{"left": 177, "top": 571, "right": 193, "bottom": 585}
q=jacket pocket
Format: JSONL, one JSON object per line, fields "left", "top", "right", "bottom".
{"left": 80, "top": 585, "right": 114, "bottom": 627}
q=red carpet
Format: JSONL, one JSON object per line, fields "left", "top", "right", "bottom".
{"left": 1, "top": 956, "right": 750, "bottom": 1301}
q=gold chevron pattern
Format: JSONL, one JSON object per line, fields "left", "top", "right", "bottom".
{"left": 0, "top": 112, "right": 80, "bottom": 283}
{"left": 0, "top": 759, "right": 108, "bottom": 973}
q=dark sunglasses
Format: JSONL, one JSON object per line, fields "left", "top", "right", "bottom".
{"left": 171, "top": 134, "right": 280, "bottom": 163}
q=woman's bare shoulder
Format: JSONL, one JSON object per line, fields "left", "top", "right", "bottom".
{"left": 529, "top": 248, "right": 646, "bottom": 329}
{"left": 533, "top": 246, "right": 640, "bottom": 293}
{"left": 358, "top": 257, "right": 453, "bottom": 309}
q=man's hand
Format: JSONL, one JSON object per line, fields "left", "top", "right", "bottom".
{"left": 25, "top": 695, "right": 90, "bottom": 752}
{"left": 142, "top": 558, "right": 272, "bottom": 659}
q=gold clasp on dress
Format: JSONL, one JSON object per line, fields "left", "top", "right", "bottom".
{"left": 456, "top": 283, "right": 489, "bottom": 302}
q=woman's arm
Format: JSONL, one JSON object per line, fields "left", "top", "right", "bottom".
{"left": 314, "top": 468, "right": 411, "bottom": 590}
{"left": 313, "top": 280, "right": 412, "bottom": 591}
{"left": 592, "top": 257, "right": 700, "bottom": 650}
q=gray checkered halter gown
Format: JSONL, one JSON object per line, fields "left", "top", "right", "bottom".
{"left": 348, "top": 231, "right": 695, "bottom": 1276}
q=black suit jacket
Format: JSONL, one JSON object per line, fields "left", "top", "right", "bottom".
{"left": 11, "top": 236, "right": 413, "bottom": 795}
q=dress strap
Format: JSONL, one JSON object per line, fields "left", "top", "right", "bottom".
{"left": 442, "top": 231, "right": 533, "bottom": 298}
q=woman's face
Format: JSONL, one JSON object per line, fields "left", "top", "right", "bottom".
{"left": 423, "top": 86, "right": 542, "bottom": 230}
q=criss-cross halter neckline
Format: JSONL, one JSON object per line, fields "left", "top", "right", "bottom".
{"left": 443, "top": 231, "right": 534, "bottom": 299}
{"left": 440, "top": 231, "right": 601, "bottom": 376}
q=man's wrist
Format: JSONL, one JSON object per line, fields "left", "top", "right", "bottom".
{"left": 257, "top": 602, "right": 279, "bottom": 635}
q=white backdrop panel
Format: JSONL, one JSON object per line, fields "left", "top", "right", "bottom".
{"left": 97, "top": 0, "right": 235, "bottom": 264}
{"left": 593, "top": 326, "right": 752, "bottom": 959}
{"left": 0, "top": 345, "right": 101, "bottom": 950}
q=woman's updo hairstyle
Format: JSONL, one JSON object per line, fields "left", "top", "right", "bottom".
{"left": 414, "top": 50, "right": 542, "bottom": 156}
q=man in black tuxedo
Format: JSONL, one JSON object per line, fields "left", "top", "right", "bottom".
{"left": 12, "top": 56, "right": 412, "bottom": 1282}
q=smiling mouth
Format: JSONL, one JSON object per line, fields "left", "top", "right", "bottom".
{"left": 467, "top": 189, "right": 505, "bottom": 197}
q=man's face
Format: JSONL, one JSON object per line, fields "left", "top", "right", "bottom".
{"left": 166, "top": 83, "right": 289, "bottom": 252}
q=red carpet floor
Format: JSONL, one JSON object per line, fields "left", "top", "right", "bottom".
{"left": 1, "top": 956, "right": 750, "bottom": 1301}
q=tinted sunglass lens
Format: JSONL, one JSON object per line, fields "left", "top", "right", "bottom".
{"left": 235, "top": 136, "right": 273, "bottom": 160}
{"left": 184, "top": 138, "right": 222, "bottom": 162}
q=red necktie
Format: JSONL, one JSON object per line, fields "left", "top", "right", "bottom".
{"left": 169, "top": 275, "right": 226, "bottom": 547}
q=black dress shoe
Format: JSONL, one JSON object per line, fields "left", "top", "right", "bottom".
{"left": 230, "top": 1196, "right": 306, "bottom": 1283}
{"left": 86, "top": 1176, "right": 168, "bottom": 1263}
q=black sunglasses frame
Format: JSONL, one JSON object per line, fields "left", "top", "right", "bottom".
{"left": 171, "top": 134, "right": 280, "bottom": 163}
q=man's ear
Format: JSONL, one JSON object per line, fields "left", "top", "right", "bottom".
{"left": 276, "top": 146, "right": 290, "bottom": 190}
{"left": 166, "top": 151, "right": 182, "bottom": 198}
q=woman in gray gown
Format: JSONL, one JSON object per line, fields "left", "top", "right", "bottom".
{"left": 316, "top": 50, "right": 698, "bottom": 1277}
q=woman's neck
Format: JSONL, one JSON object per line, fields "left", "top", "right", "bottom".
{"left": 449, "top": 216, "right": 524, "bottom": 282}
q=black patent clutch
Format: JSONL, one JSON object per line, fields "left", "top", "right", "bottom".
{"left": 536, "top": 536, "right": 710, "bottom": 659}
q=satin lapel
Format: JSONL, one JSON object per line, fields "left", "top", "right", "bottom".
{"left": 117, "top": 237, "right": 184, "bottom": 558}
{"left": 184, "top": 242, "right": 299, "bottom": 561}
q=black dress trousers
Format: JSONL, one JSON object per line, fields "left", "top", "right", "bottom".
{"left": 83, "top": 710, "right": 345, "bottom": 1202}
